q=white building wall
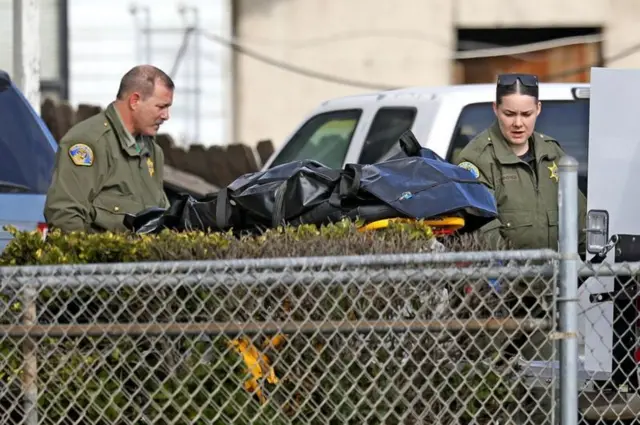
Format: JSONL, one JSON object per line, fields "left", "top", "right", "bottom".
{"left": 234, "top": 0, "right": 640, "bottom": 150}
{"left": 234, "top": 0, "right": 454, "bottom": 148}
{"left": 68, "top": 0, "right": 232, "bottom": 147}
{"left": 455, "top": 0, "right": 608, "bottom": 26}
{"left": 0, "top": 0, "right": 60, "bottom": 82}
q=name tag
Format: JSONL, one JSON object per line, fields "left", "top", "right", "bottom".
{"left": 501, "top": 174, "right": 518, "bottom": 182}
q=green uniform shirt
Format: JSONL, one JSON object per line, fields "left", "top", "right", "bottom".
{"left": 455, "top": 122, "right": 587, "bottom": 253}
{"left": 44, "top": 102, "right": 170, "bottom": 233}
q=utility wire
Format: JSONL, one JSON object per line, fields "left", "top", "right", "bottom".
{"left": 199, "top": 28, "right": 640, "bottom": 90}
{"left": 454, "top": 34, "right": 604, "bottom": 60}
{"left": 169, "top": 27, "right": 195, "bottom": 79}
{"left": 203, "top": 28, "right": 603, "bottom": 60}
{"left": 142, "top": 26, "right": 602, "bottom": 60}
{"left": 231, "top": 29, "right": 453, "bottom": 50}
{"left": 201, "top": 31, "right": 399, "bottom": 91}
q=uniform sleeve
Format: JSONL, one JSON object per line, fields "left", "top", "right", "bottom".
{"left": 455, "top": 154, "right": 508, "bottom": 250}
{"left": 44, "top": 138, "right": 106, "bottom": 233}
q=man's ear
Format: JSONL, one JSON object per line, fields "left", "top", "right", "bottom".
{"left": 492, "top": 101, "right": 498, "bottom": 116}
{"left": 129, "top": 92, "right": 141, "bottom": 110}
{"left": 536, "top": 100, "right": 542, "bottom": 117}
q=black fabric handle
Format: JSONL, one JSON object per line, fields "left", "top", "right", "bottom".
{"left": 272, "top": 181, "right": 289, "bottom": 228}
{"left": 215, "top": 188, "right": 229, "bottom": 230}
{"left": 398, "top": 130, "right": 421, "bottom": 157}
{"left": 340, "top": 167, "right": 361, "bottom": 198}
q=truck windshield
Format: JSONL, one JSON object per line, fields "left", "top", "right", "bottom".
{"left": 268, "top": 109, "right": 362, "bottom": 169}
{"left": 0, "top": 79, "right": 56, "bottom": 194}
{"left": 448, "top": 100, "right": 590, "bottom": 194}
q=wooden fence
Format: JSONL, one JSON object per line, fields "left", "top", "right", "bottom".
{"left": 40, "top": 99, "right": 276, "bottom": 188}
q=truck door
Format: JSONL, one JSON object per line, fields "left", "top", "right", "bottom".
{"left": 583, "top": 67, "right": 640, "bottom": 391}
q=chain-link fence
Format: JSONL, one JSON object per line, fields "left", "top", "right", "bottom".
{"left": 8, "top": 156, "right": 637, "bottom": 425}
{"left": 576, "top": 259, "right": 640, "bottom": 424}
{"left": 0, "top": 251, "right": 560, "bottom": 425}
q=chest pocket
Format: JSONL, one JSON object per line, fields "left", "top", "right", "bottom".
{"left": 491, "top": 163, "right": 520, "bottom": 206}
{"left": 92, "top": 192, "right": 145, "bottom": 232}
{"left": 499, "top": 210, "right": 535, "bottom": 250}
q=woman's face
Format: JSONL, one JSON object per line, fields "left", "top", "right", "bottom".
{"left": 493, "top": 93, "right": 541, "bottom": 145}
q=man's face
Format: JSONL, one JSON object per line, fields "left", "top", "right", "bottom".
{"left": 131, "top": 80, "right": 173, "bottom": 136}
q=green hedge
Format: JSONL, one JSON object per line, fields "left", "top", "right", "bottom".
{"left": 0, "top": 221, "right": 529, "bottom": 425}
{"left": 0, "top": 219, "right": 500, "bottom": 266}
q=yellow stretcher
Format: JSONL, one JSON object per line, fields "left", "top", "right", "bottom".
{"left": 357, "top": 216, "right": 465, "bottom": 236}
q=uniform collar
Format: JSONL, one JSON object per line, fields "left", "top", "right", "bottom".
{"left": 488, "top": 121, "right": 557, "bottom": 165}
{"left": 105, "top": 102, "right": 150, "bottom": 157}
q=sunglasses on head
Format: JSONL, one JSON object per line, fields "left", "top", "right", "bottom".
{"left": 496, "top": 73, "right": 539, "bottom": 88}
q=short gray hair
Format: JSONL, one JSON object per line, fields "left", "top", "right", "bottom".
{"left": 116, "top": 65, "right": 174, "bottom": 100}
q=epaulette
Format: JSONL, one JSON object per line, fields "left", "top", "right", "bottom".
{"left": 536, "top": 131, "right": 562, "bottom": 148}
{"left": 537, "top": 131, "right": 558, "bottom": 143}
{"left": 465, "top": 128, "right": 494, "bottom": 155}
{"left": 63, "top": 112, "right": 111, "bottom": 145}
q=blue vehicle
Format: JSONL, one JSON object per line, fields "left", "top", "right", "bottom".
{"left": 0, "top": 70, "right": 57, "bottom": 252}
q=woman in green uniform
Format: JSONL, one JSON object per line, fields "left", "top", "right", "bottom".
{"left": 455, "top": 73, "right": 586, "bottom": 252}
{"left": 455, "top": 74, "right": 587, "bottom": 425}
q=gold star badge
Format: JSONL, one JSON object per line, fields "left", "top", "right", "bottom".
{"left": 147, "top": 157, "right": 155, "bottom": 177}
{"left": 548, "top": 161, "right": 559, "bottom": 182}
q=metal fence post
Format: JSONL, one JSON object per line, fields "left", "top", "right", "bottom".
{"left": 22, "top": 284, "right": 37, "bottom": 425}
{"left": 558, "top": 155, "right": 579, "bottom": 425}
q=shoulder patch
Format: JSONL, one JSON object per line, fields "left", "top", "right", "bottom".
{"left": 68, "top": 143, "right": 94, "bottom": 166}
{"left": 458, "top": 161, "right": 480, "bottom": 179}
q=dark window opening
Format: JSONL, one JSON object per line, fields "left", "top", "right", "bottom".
{"left": 456, "top": 27, "right": 602, "bottom": 52}
{"left": 358, "top": 107, "right": 417, "bottom": 165}
{"left": 453, "top": 27, "right": 604, "bottom": 84}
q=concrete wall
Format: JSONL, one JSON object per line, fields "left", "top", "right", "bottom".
{"left": 233, "top": 0, "right": 640, "bottom": 149}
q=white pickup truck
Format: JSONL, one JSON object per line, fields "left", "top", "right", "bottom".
{"left": 262, "top": 82, "right": 590, "bottom": 195}
{"left": 262, "top": 81, "right": 640, "bottom": 423}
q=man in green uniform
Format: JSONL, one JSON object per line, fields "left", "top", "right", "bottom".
{"left": 45, "top": 65, "right": 174, "bottom": 233}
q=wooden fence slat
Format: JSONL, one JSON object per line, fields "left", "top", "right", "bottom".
{"left": 256, "top": 139, "right": 275, "bottom": 166}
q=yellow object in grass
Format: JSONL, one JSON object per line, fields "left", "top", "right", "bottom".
{"left": 358, "top": 217, "right": 465, "bottom": 234}
{"left": 229, "top": 335, "right": 284, "bottom": 404}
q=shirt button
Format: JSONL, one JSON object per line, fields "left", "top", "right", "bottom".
{"left": 506, "top": 222, "right": 511, "bottom": 228}
{"left": 114, "top": 206, "right": 120, "bottom": 212}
